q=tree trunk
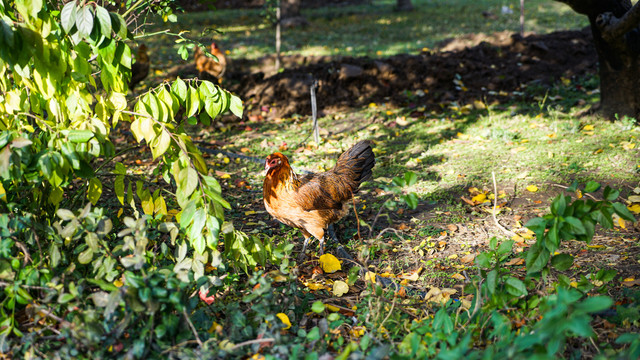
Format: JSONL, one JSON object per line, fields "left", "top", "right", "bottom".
{"left": 396, "top": 0, "right": 413, "bottom": 11}
{"left": 281, "top": 0, "right": 308, "bottom": 28}
{"left": 557, "top": 0, "right": 640, "bottom": 120}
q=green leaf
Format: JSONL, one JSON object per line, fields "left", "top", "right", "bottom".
{"left": 60, "top": 1, "right": 77, "bottom": 33}
{"left": 550, "top": 253, "right": 574, "bottom": 271}
{"left": 68, "top": 129, "right": 94, "bottom": 143}
{"left": 186, "top": 86, "right": 199, "bottom": 117}
{"left": 306, "top": 327, "right": 320, "bottom": 341}
{"left": 115, "top": 175, "right": 125, "bottom": 205}
{"left": 311, "top": 301, "right": 325, "bottom": 313}
{"left": 109, "top": 12, "right": 128, "bottom": 39}
{"left": 486, "top": 269, "right": 497, "bottom": 295}
{"left": 78, "top": 247, "right": 93, "bottom": 264}
{"left": 401, "top": 193, "right": 418, "bottom": 209}
{"left": 584, "top": 181, "right": 600, "bottom": 193}
{"left": 551, "top": 194, "right": 566, "bottom": 216}
{"left": 525, "top": 242, "right": 550, "bottom": 274}
{"left": 404, "top": 171, "right": 418, "bottom": 186}
{"left": 564, "top": 216, "right": 586, "bottom": 235}
{"left": 602, "top": 186, "right": 619, "bottom": 201}
{"left": 505, "top": 277, "right": 528, "bottom": 297}
{"left": 433, "top": 308, "right": 454, "bottom": 334}
{"left": 172, "top": 77, "right": 188, "bottom": 103}
{"left": 87, "top": 177, "right": 102, "bottom": 205}
{"left": 75, "top": 5, "right": 94, "bottom": 38}
{"left": 229, "top": 93, "right": 243, "bottom": 118}
{"left": 575, "top": 296, "right": 613, "bottom": 314}
{"left": 475, "top": 252, "right": 491, "bottom": 268}
{"left": 496, "top": 240, "right": 514, "bottom": 256}
{"left": 94, "top": 6, "right": 111, "bottom": 37}
{"left": 150, "top": 130, "right": 171, "bottom": 160}
{"left": 612, "top": 202, "right": 636, "bottom": 221}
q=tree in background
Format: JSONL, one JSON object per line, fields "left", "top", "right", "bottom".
{"left": 396, "top": 0, "right": 413, "bottom": 11}
{"left": 557, "top": 0, "right": 640, "bottom": 120}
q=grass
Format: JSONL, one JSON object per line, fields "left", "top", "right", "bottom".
{"left": 142, "top": 0, "right": 589, "bottom": 64}
{"left": 134, "top": 2, "right": 639, "bottom": 357}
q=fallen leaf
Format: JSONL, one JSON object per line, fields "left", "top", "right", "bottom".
{"left": 505, "top": 258, "right": 525, "bottom": 266}
{"left": 447, "top": 224, "right": 458, "bottom": 232}
{"left": 471, "top": 193, "right": 488, "bottom": 203}
{"left": 622, "top": 278, "right": 640, "bottom": 287}
{"left": 526, "top": 185, "right": 538, "bottom": 192}
{"left": 399, "top": 267, "right": 423, "bottom": 281}
{"left": 332, "top": 280, "right": 349, "bottom": 297}
{"left": 583, "top": 124, "right": 594, "bottom": 131}
{"left": 451, "top": 273, "right": 465, "bottom": 281}
{"left": 318, "top": 254, "right": 341, "bottom": 273}
{"left": 628, "top": 204, "right": 640, "bottom": 214}
{"left": 199, "top": 288, "right": 216, "bottom": 305}
{"left": 364, "top": 271, "right": 377, "bottom": 283}
{"left": 460, "top": 253, "right": 476, "bottom": 264}
{"left": 276, "top": 313, "right": 292, "bottom": 329}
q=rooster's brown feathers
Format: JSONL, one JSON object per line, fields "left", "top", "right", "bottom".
{"left": 263, "top": 141, "right": 375, "bottom": 254}
{"left": 129, "top": 44, "right": 149, "bottom": 91}
{"left": 194, "top": 42, "right": 227, "bottom": 81}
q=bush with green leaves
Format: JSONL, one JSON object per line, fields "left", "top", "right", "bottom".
{"left": 0, "top": 0, "right": 278, "bottom": 356}
{"left": 525, "top": 181, "right": 635, "bottom": 275}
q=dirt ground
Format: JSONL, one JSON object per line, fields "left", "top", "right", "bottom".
{"left": 230, "top": 28, "right": 596, "bottom": 118}
{"left": 166, "top": 28, "right": 597, "bottom": 118}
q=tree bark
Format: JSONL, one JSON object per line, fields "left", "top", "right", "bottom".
{"left": 281, "top": 0, "right": 308, "bottom": 28}
{"left": 557, "top": 0, "right": 640, "bottom": 120}
{"left": 396, "top": 0, "right": 413, "bottom": 11}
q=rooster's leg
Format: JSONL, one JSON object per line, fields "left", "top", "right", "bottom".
{"left": 327, "top": 224, "right": 340, "bottom": 244}
{"left": 318, "top": 237, "right": 325, "bottom": 255}
{"left": 302, "top": 236, "right": 311, "bottom": 254}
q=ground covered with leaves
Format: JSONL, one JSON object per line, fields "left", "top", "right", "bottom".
{"left": 4, "top": 0, "right": 640, "bottom": 358}
{"left": 126, "top": 20, "right": 640, "bottom": 358}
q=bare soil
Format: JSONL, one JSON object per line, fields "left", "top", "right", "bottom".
{"left": 222, "top": 28, "right": 597, "bottom": 118}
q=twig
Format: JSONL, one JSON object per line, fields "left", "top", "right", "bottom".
{"left": 375, "top": 227, "right": 404, "bottom": 241}
{"left": 351, "top": 191, "right": 361, "bottom": 240}
{"left": 378, "top": 294, "right": 396, "bottom": 331}
{"left": 551, "top": 183, "right": 599, "bottom": 201}
{"left": 368, "top": 203, "right": 387, "bottom": 239}
{"left": 160, "top": 340, "right": 200, "bottom": 354}
{"left": 491, "top": 172, "right": 517, "bottom": 237}
{"left": 231, "top": 337, "right": 275, "bottom": 350}
{"left": 311, "top": 79, "right": 319, "bottom": 144}
{"left": 182, "top": 308, "right": 203, "bottom": 348}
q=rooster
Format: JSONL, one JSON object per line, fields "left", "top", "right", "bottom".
{"left": 194, "top": 42, "right": 227, "bottom": 81}
{"left": 129, "top": 44, "right": 150, "bottom": 91}
{"left": 263, "top": 141, "right": 375, "bottom": 255}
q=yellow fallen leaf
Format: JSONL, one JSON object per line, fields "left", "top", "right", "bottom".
{"left": 332, "top": 280, "right": 349, "bottom": 297}
{"left": 583, "top": 124, "right": 594, "bottom": 131}
{"left": 628, "top": 204, "right": 640, "bottom": 214}
{"left": 593, "top": 148, "right": 603, "bottom": 154}
{"left": 451, "top": 273, "right": 465, "bottom": 280}
{"left": 276, "top": 313, "right": 292, "bottom": 330}
{"left": 113, "top": 279, "right": 124, "bottom": 287}
{"left": 304, "top": 281, "right": 330, "bottom": 291}
{"left": 526, "top": 185, "right": 538, "bottom": 192}
{"left": 586, "top": 244, "right": 605, "bottom": 249}
{"left": 350, "top": 326, "right": 366, "bottom": 337}
{"left": 399, "top": 267, "right": 423, "bottom": 281}
{"left": 244, "top": 210, "right": 256, "bottom": 216}
{"left": 471, "top": 193, "right": 487, "bottom": 203}
{"left": 318, "top": 254, "right": 341, "bottom": 273}
{"left": 628, "top": 195, "right": 640, "bottom": 202}
{"left": 364, "top": 271, "right": 377, "bottom": 283}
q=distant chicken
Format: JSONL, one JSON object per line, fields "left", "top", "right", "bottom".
{"left": 129, "top": 44, "right": 150, "bottom": 90}
{"left": 194, "top": 42, "right": 227, "bottom": 81}
{"left": 263, "top": 141, "right": 376, "bottom": 255}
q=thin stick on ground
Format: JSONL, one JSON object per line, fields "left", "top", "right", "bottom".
{"left": 183, "top": 308, "right": 203, "bottom": 348}
{"left": 231, "top": 338, "right": 276, "bottom": 350}
{"left": 491, "top": 172, "right": 517, "bottom": 238}
{"left": 351, "top": 191, "right": 361, "bottom": 240}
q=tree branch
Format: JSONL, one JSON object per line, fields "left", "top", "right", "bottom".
{"left": 596, "top": 3, "right": 640, "bottom": 43}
